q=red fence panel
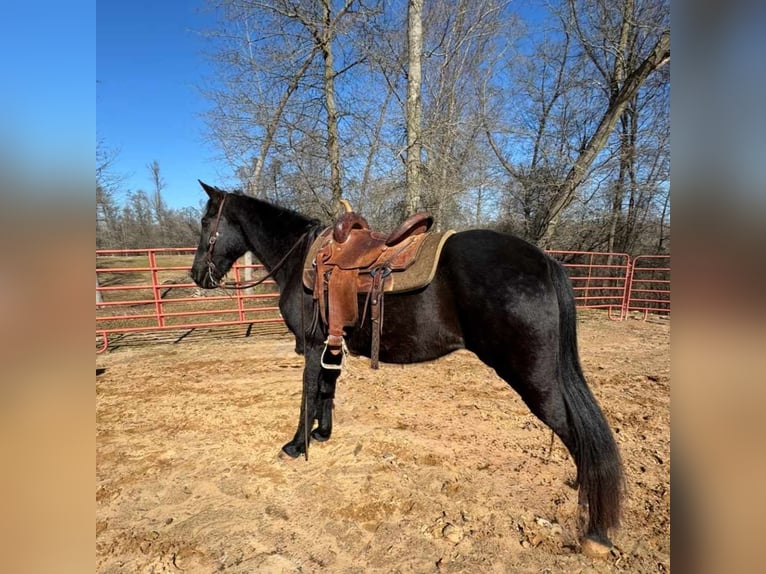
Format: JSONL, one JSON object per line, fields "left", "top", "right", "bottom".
{"left": 546, "top": 251, "right": 632, "bottom": 320}
{"left": 96, "top": 248, "right": 284, "bottom": 353}
{"left": 625, "top": 255, "right": 670, "bottom": 319}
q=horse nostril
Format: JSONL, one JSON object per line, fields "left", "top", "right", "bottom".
{"left": 190, "top": 267, "right": 204, "bottom": 287}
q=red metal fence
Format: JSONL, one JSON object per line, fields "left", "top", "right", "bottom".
{"left": 624, "top": 255, "right": 670, "bottom": 318}
{"left": 96, "top": 248, "right": 669, "bottom": 352}
{"left": 546, "top": 251, "right": 632, "bottom": 320}
{"left": 96, "top": 248, "right": 283, "bottom": 353}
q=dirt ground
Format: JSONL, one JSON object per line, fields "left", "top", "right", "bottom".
{"left": 96, "top": 312, "right": 670, "bottom": 573}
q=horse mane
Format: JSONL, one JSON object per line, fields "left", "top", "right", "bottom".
{"left": 213, "top": 185, "right": 322, "bottom": 235}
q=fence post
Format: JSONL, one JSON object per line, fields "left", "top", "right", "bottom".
{"left": 96, "top": 272, "right": 103, "bottom": 306}
{"left": 621, "top": 258, "right": 634, "bottom": 321}
{"left": 234, "top": 261, "right": 246, "bottom": 322}
{"left": 149, "top": 250, "right": 165, "bottom": 328}
{"left": 585, "top": 253, "right": 594, "bottom": 308}
{"left": 244, "top": 252, "right": 255, "bottom": 296}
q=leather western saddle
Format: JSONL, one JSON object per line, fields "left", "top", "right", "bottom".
{"left": 303, "top": 201, "right": 454, "bottom": 369}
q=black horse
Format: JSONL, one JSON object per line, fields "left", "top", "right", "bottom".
{"left": 190, "top": 181, "right": 623, "bottom": 553}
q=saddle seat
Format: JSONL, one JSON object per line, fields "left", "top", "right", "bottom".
{"left": 303, "top": 206, "right": 454, "bottom": 369}
{"left": 332, "top": 211, "right": 434, "bottom": 247}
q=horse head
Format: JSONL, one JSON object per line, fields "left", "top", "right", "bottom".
{"left": 190, "top": 181, "right": 249, "bottom": 289}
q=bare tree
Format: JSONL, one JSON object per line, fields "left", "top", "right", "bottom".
{"left": 419, "top": 0, "right": 508, "bottom": 228}
{"left": 148, "top": 161, "right": 164, "bottom": 218}
{"left": 119, "top": 190, "right": 157, "bottom": 248}
{"left": 320, "top": 0, "right": 344, "bottom": 210}
{"left": 354, "top": 0, "right": 509, "bottom": 227}
{"left": 96, "top": 139, "right": 124, "bottom": 249}
{"left": 565, "top": 0, "right": 671, "bottom": 256}
{"left": 148, "top": 160, "right": 167, "bottom": 245}
{"left": 486, "top": 0, "right": 669, "bottom": 248}
{"left": 609, "top": 81, "right": 669, "bottom": 255}
{"left": 484, "top": 25, "right": 582, "bottom": 241}
{"left": 538, "top": 1, "right": 669, "bottom": 248}
{"left": 203, "top": 0, "right": 370, "bottom": 216}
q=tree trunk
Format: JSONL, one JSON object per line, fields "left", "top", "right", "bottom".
{"left": 253, "top": 51, "right": 318, "bottom": 194}
{"left": 322, "top": 0, "right": 343, "bottom": 213}
{"left": 149, "top": 160, "right": 165, "bottom": 245}
{"left": 607, "top": 112, "right": 631, "bottom": 257}
{"left": 241, "top": 45, "right": 316, "bottom": 290}
{"left": 475, "top": 184, "right": 484, "bottom": 227}
{"left": 657, "top": 190, "right": 669, "bottom": 252}
{"left": 405, "top": 0, "right": 424, "bottom": 216}
{"left": 622, "top": 103, "right": 640, "bottom": 253}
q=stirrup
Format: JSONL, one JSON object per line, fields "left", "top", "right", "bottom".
{"left": 320, "top": 338, "right": 348, "bottom": 370}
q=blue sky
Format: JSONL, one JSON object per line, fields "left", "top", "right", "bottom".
{"left": 98, "top": 1, "right": 225, "bottom": 210}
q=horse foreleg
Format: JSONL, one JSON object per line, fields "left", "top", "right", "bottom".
{"left": 312, "top": 370, "right": 339, "bottom": 442}
{"left": 282, "top": 346, "right": 323, "bottom": 459}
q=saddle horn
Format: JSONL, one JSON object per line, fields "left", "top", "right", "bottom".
{"left": 339, "top": 199, "right": 353, "bottom": 213}
{"left": 333, "top": 199, "right": 370, "bottom": 243}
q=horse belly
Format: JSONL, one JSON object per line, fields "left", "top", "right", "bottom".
{"left": 345, "top": 277, "right": 465, "bottom": 364}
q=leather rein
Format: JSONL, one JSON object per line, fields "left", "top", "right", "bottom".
{"left": 205, "top": 194, "right": 310, "bottom": 290}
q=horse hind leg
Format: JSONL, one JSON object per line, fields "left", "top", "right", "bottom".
{"left": 498, "top": 366, "right": 620, "bottom": 555}
{"left": 542, "top": 381, "right": 622, "bottom": 555}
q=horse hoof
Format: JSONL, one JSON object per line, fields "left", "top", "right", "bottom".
{"left": 581, "top": 537, "right": 612, "bottom": 558}
{"left": 280, "top": 443, "right": 303, "bottom": 459}
{"left": 311, "top": 429, "right": 331, "bottom": 442}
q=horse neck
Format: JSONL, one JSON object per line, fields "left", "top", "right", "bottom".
{"left": 229, "top": 194, "right": 317, "bottom": 284}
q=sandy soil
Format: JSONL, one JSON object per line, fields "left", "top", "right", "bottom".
{"left": 96, "top": 312, "right": 670, "bottom": 573}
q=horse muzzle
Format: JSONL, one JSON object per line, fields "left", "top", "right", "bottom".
{"left": 190, "top": 262, "right": 220, "bottom": 289}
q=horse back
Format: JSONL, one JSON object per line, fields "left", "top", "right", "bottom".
{"left": 343, "top": 229, "right": 558, "bottom": 365}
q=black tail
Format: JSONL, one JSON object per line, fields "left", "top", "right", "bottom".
{"left": 549, "top": 258, "right": 624, "bottom": 542}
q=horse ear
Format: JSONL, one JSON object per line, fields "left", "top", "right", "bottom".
{"left": 198, "top": 180, "right": 224, "bottom": 202}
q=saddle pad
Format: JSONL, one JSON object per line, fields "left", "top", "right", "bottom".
{"left": 303, "top": 229, "right": 455, "bottom": 294}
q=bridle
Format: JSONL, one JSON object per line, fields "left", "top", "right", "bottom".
{"left": 204, "top": 193, "right": 228, "bottom": 284}
{"left": 204, "top": 193, "right": 310, "bottom": 290}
